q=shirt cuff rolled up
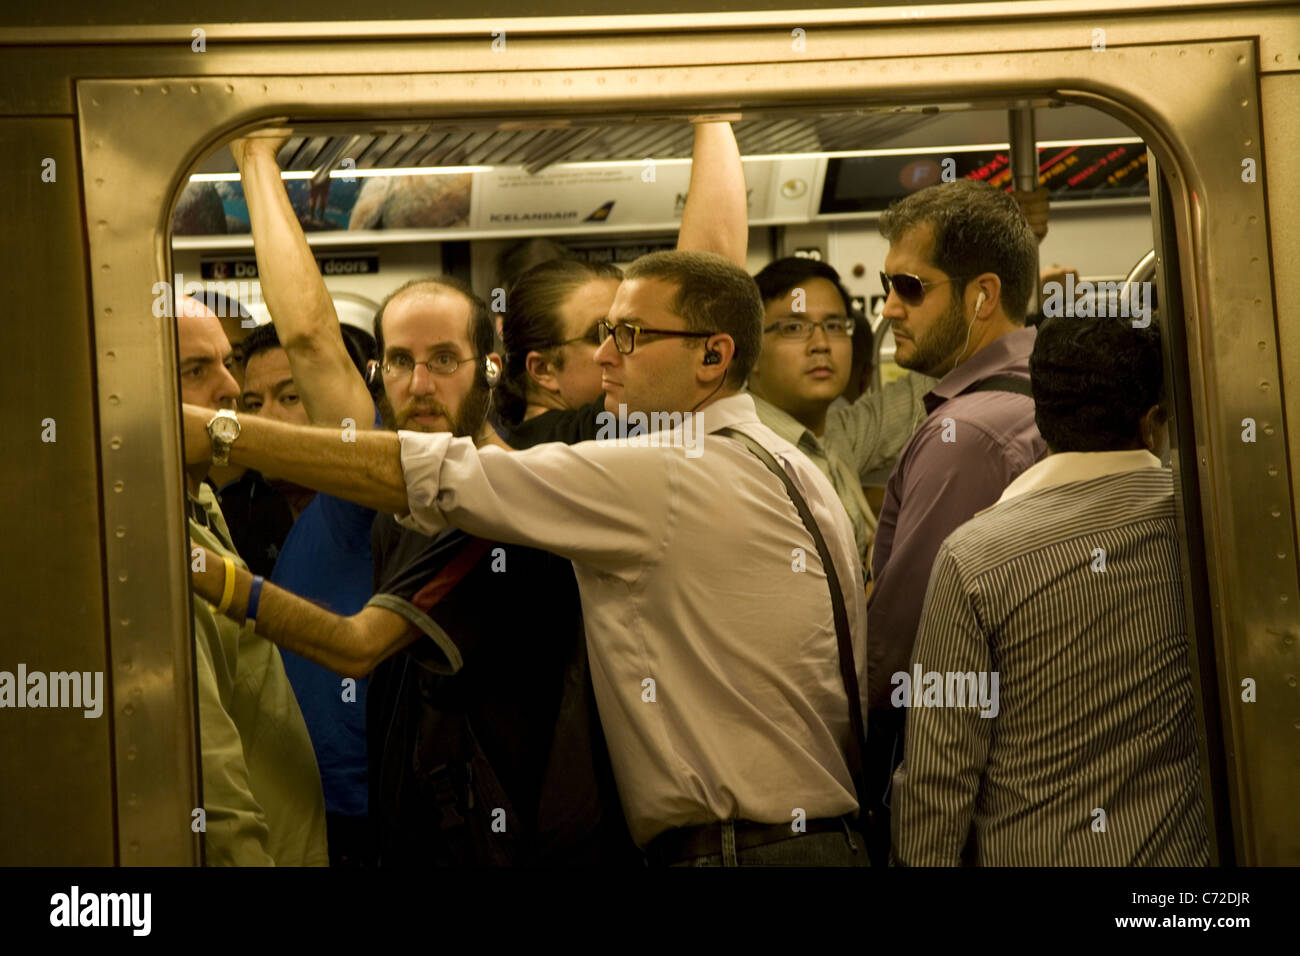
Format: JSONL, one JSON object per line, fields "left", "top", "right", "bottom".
{"left": 394, "top": 429, "right": 455, "bottom": 536}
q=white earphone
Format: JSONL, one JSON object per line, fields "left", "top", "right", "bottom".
{"left": 484, "top": 356, "right": 501, "bottom": 387}
{"left": 974, "top": 290, "right": 986, "bottom": 320}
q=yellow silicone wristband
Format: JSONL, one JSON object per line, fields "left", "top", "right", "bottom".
{"left": 216, "top": 556, "right": 237, "bottom": 615}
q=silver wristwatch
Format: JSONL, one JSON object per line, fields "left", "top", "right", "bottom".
{"left": 206, "top": 409, "right": 241, "bottom": 467}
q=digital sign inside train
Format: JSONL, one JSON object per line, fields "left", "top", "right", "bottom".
{"left": 820, "top": 143, "right": 1149, "bottom": 214}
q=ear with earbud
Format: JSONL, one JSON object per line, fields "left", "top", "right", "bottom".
{"left": 484, "top": 356, "right": 502, "bottom": 387}
{"left": 973, "top": 290, "right": 986, "bottom": 321}
{"left": 365, "top": 359, "right": 380, "bottom": 387}
{"left": 703, "top": 349, "right": 721, "bottom": 366}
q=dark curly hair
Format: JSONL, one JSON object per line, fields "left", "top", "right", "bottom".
{"left": 1029, "top": 314, "right": 1164, "bottom": 452}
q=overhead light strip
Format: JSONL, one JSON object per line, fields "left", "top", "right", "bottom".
{"left": 187, "top": 138, "right": 1142, "bottom": 183}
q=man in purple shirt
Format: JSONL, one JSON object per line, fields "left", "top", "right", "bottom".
{"left": 863, "top": 179, "right": 1047, "bottom": 865}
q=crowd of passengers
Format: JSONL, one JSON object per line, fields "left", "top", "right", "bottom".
{"left": 176, "top": 120, "right": 1209, "bottom": 867}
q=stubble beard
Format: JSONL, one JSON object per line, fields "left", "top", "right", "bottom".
{"left": 898, "top": 295, "right": 969, "bottom": 379}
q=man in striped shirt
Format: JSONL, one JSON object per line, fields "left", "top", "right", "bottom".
{"left": 892, "top": 313, "right": 1210, "bottom": 866}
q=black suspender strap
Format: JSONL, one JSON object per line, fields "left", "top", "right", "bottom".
{"left": 960, "top": 374, "right": 1033, "bottom": 398}
{"left": 715, "top": 426, "right": 868, "bottom": 816}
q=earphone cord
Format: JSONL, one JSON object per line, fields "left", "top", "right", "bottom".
{"left": 691, "top": 369, "right": 728, "bottom": 415}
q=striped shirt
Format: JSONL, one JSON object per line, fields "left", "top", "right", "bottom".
{"left": 892, "top": 451, "right": 1210, "bottom": 866}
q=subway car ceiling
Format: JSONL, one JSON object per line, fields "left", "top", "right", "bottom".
{"left": 170, "top": 103, "right": 1154, "bottom": 310}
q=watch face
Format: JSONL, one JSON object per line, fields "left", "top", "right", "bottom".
{"left": 211, "top": 416, "right": 239, "bottom": 441}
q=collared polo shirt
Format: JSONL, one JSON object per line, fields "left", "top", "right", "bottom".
{"left": 392, "top": 393, "right": 867, "bottom": 848}
{"left": 866, "top": 326, "right": 1046, "bottom": 711}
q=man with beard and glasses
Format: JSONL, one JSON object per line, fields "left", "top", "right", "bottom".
{"left": 861, "top": 178, "right": 1047, "bottom": 866}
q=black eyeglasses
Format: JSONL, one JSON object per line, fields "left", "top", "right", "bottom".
{"left": 549, "top": 326, "right": 602, "bottom": 349}
{"left": 763, "top": 317, "right": 856, "bottom": 340}
{"left": 880, "top": 271, "right": 966, "bottom": 307}
{"left": 597, "top": 319, "right": 717, "bottom": 355}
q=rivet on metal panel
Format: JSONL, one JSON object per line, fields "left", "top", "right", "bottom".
{"left": 94, "top": 178, "right": 103, "bottom": 187}
{"left": 1179, "top": 50, "right": 1186, "bottom": 57}
{"left": 1259, "top": 340, "right": 1267, "bottom": 350}
{"left": 225, "top": 83, "right": 233, "bottom": 94}
{"left": 1288, "top": 676, "right": 1297, "bottom": 687}
{"left": 108, "top": 395, "right": 118, "bottom": 406}
{"left": 109, "top": 437, "right": 121, "bottom": 450}
{"left": 127, "top": 794, "right": 138, "bottom": 808}
{"left": 1264, "top": 424, "right": 1275, "bottom": 436}
{"left": 189, "top": 84, "right": 199, "bottom": 95}
{"left": 1267, "top": 466, "right": 1278, "bottom": 477}
{"left": 123, "top": 703, "right": 134, "bottom": 716}
{"left": 115, "top": 527, "right": 125, "bottom": 538}
{"left": 132, "top": 86, "right": 141, "bottom": 95}
{"left": 1208, "top": 49, "right": 1215, "bottom": 56}
{"left": 104, "top": 306, "right": 112, "bottom": 316}
{"left": 1271, "top": 506, "right": 1281, "bottom": 517}
{"left": 1238, "top": 55, "right": 1246, "bottom": 64}
{"left": 161, "top": 85, "right": 169, "bottom": 95}
{"left": 1278, "top": 551, "right": 1287, "bottom": 560}
{"left": 117, "top": 570, "right": 127, "bottom": 582}
{"left": 1241, "top": 99, "right": 1249, "bottom": 108}
{"left": 119, "top": 618, "right": 129, "bottom": 627}
{"left": 1281, "top": 594, "right": 1289, "bottom": 604}
{"left": 124, "top": 659, "right": 133, "bottom": 671}
{"left": 126, "top": 747, "right": 137, "bottom": 760}
{"left": 1260, "top": 381, "right": 1271, "bottom": 392}
{"left": 113, "top": 480, "right": 124, "bottom": 493}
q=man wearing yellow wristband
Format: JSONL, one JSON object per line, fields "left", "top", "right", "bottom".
{"left": 179, "top": 295, "right": 328, "bottom": 866}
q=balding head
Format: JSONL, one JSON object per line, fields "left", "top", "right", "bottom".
{"left": 176, "top": 295, "right": 239, "bottom": 410}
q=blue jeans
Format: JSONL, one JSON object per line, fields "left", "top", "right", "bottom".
{"left": 666, "top": 819, "right": 869, "bottom": 867}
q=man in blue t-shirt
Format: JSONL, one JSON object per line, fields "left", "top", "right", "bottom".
{"left": 240, "top": 321, "right": 379, "bottom": 866}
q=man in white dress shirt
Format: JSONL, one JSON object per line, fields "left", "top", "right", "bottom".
{"left": 183, "top": 250, "right": 869, "bottom": 866}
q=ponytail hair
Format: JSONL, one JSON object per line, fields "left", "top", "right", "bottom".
{"left": 498, "top": 258, "right": 622, "bottom": 426}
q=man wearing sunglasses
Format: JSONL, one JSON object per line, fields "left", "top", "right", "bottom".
{"left": 862, "top": 178, "right": 1048, "bottom": 866}
{"left": 182, "top": 249, "right": 872, "bottom": 867}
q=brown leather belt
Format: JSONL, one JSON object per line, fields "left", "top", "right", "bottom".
{"left": 645, "top": 817, "right": 850, "bottom": 865}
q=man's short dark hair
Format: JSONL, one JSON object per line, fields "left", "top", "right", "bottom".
{"left": 240, "top": 322, "right": 282, "bottom": 364}
{"left": 1029, "top": 314, "right": 1164, "bottom": 452}
{"left": 878, "top": 179, "right": 1038, "bottom": 322}
{"left": 753, "top": 257, "right": 855, "bottom": 316}
{"left": 623, "top": 250, "right": 762, "bottom": 387}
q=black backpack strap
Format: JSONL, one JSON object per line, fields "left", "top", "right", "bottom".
{"left": 960, "top": 374, "right": 1033, "bottom": 398}
{"left": 716, "top": 426, "right": 868, "bottom": 817}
